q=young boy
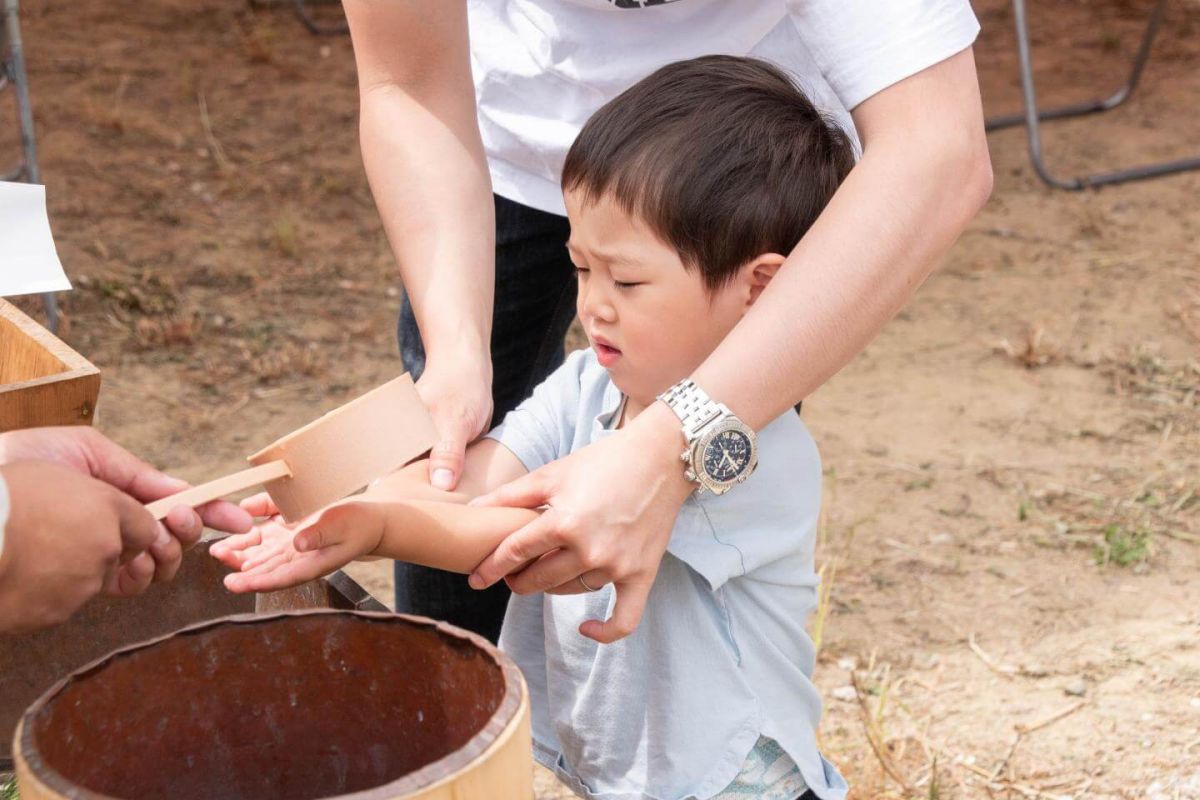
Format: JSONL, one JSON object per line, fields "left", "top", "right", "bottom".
{"left": 211, "top": 55, "right": 854, "bottom": 800}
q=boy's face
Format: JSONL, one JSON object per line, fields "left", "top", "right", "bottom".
{"left": 564, "top": 189, "right": 756, "bottom": 406}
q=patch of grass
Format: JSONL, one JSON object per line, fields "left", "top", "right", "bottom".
{"left": 1093, "top": 523, "right": 1152, "bottom": 567}
{"left": 270, "top": 214, "right": 301, "bottom": 259}
{"left": 1, "top": 775, "right": 19, "bottom": 800}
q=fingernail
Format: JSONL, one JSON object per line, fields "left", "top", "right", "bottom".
{"left": 432, "top": 469, "right": 454, "bottom": 490}
{"left": 154, "top": 528, "right": 171, "bottom": 548}
{"left": 468, "top": 574, "right": 484, "bottom": 590}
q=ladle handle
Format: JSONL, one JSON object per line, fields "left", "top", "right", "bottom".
{"left": 145, "top": 460, "right": 292, "bottom": 520}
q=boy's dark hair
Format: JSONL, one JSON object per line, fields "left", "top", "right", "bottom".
{"left": 562, "top": 55, "right": 855, "bottom": 291}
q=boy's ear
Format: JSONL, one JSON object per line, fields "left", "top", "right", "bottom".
{"left": 743, "top": 253, "right": 786, "bottom": 307}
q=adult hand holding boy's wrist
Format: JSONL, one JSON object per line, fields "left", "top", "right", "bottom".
{"left": 468, "top": 399, "right": 692, "bottom": 643}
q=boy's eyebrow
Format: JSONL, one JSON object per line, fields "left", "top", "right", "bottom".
{"left": 566, "top": 240, "right": 644, "bottom": 268}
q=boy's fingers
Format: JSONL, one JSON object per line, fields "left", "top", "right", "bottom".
{"left": 469, "top": 512, "right": 562, "bottom": 590}
{"left": 224, "top": 548, "right": 345, "bottom": 594}
{"left": 579, "top": 577, "right": 651, "bottom": 644}
{"left": 238, "top": 541, "right": 288, "bottom": 572}
{"left": 468, "top": 467, "right": 554, "bottom": 509}
{"left": 294, "top": 506, "right": 354, "bottom": 553}
{"left": 208, "top": 529, "right": 262, "bottom": 562}
{"left": 239, "top": 549, "right": 293, "bottom": 578}
{"left": 239, "top": 493, "right": 278, "bottom": 518}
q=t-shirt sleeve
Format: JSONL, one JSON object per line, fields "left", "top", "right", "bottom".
{"left": 485, "top": 350, "right": 589, "bottom": 472}
{"left": 786, "top": 0, "right": 981, "bottom": 111}
{"left": 667, "top": 416, "right": 823, "bottom": 591}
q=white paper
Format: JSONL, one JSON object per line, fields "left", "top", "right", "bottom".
{"left": 0, "top": 181, "right": 72, "bottom": 297}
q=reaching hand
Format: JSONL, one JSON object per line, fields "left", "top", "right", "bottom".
{"left": 0, "top": 426, "right": 253, "bottom": 558}
{"left": 0, "top": 461, "right": 161, "bottom": 631}
{"left": 0, "top": 427, "right": 255, "bottom": 632}
{"left": 468, "top": 402, "right": 693, "bottom": 643}
{"left": 413, "top": 360, "right": 493, "bottom": 492}
{"left": 211, "top": 497, "right": 385, "bottom": 594}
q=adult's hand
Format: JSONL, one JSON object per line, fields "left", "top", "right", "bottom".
{"left": 415, "top": 359, "right": 493, "bottom": 492}
{"left": 469, "top": 402, "right": 692, "bottom": 643}
{"left": 0, "top": 427, "right": 254, "bottom": 632}
{"left": 0, "top": 461, "right": 162, "bottom": 631}
{"left": 0, "top": 426, "right": 253, "bottom": 560}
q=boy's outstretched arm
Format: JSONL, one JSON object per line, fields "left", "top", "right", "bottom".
{"left": 222, "top": 498, "right": 539, "bottom": 594}
{"left": 214, "top": 439, "right": 535, "bottom": 593}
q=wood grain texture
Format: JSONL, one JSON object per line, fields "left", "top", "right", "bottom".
{"left": 0, "top": 300, "right": 100, "bottom": 431}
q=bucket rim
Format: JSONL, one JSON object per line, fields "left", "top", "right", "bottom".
{"left": 14, "top": 608, "right": 527, "bottom": 800}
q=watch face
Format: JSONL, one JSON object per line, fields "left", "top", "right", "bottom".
{"left": 701, "top": 429, "right": 753, "bottom": 483}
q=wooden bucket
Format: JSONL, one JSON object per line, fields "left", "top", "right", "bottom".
{"left": 13, "top": 611, "right": 533, "bottom": 799}
{"left": 0, "top": 298, "right": 99, "bottom": 431}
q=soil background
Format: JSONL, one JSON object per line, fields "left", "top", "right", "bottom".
{"left": 4, "top": 1, "right": 1199, "bottom": 797}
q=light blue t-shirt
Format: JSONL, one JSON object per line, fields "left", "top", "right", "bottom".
{"left": 488, "top": 349, "right": 847, "bottom": 800}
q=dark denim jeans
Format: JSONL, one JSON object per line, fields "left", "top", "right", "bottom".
{"left": 395, "top": 194, "right": 577, "bottom": 643}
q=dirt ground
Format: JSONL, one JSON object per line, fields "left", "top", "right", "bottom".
{"left": 4, "top": 0, "right": 1199, "bottom": 797}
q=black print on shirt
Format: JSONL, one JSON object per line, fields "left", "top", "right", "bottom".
{"left": 606, "top": 0, "right": 684, "bottom": 7}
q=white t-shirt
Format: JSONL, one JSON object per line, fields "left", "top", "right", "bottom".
{"left": 469, "top": 0, "right": 980, "bottom": 214}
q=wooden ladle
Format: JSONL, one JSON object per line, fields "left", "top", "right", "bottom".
{"left": 146, "top": 373, "right": 436, "bottom": 522}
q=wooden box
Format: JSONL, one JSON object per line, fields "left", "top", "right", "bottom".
{"left": 0, "top": 299, "right": 99, "bottom": 431}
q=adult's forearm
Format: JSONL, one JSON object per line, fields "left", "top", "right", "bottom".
{"left": 345, "top": 0, "right": 494, "bottom": 367}
{"left": 693, "top": 49, "right": 992, "bottom": 429}
{"left": 359, "top": 89, "right": 495, "bottom": 364}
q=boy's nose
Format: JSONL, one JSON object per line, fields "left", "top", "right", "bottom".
{"left": 579, "top": 286, "right": 616, "bottom": 324}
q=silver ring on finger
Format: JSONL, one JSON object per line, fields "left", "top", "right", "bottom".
{"left": 578, "top": 574, "right": 601, "bottom": 593}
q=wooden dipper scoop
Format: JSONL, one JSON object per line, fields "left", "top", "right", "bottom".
{"left": 146, "top": 373, "right": 435, "bottom": 522}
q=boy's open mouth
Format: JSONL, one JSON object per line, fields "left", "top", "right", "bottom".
{"left": 593, "top": 340, "right": 622, "bottom": 367}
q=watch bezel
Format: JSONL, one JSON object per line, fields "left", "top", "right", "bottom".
{"left": 690, "top": 419, "right": 758, "bottom": 495}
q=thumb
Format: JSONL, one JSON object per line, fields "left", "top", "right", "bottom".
{"left": 428, "top": 431, "right": 470, "bottom": 492}
{"left": 293, "top": 505, "right": 355, "bottom": 553}
{"left": 469, "top": 465, "right": 554, "bottom": 509}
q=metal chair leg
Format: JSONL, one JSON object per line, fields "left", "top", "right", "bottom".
{"left": 2, "top": 0, "right": 59, "bottom": 330}
{"left": 995, "top": 0, "right": 1200, "bottom": 190}
{"left": 986, "top": 0, "right": 1165, "bottom": 132}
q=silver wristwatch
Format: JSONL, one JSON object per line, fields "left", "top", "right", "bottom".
{"left": 657, "top": 379, "right": 757, "bottom": 495}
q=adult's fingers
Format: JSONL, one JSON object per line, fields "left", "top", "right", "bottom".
{"left": 147, "top": 526, "right": 184, "bottom": 583}
{"left": 468, "top": 512, "right": 564, "bottom": 589}
{"left": 468, "top": 464, "right": 555, "bottom": 510}
{"left": 505, "top": 548, "right": 585, "bottom": 596}
{"left": 545, "top": 569, "right": 609, "bottom": 596}
{"left": 104, "top": 551, "right": 156, "bottom": 598}
{"left": 113, "top": 490, "right": 160, "bottom": 562}
{"left": 197, "top": 500, "right": 254, "bottom": 534}
{"left": 163, "top": 505, "right": 204, "bottom": 549}
{"left": 579, "top": 576, "right": 652, "bottom": 644}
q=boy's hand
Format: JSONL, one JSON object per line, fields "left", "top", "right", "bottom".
{"left": 212, "top": 501, "right": 384, "bottom": 594}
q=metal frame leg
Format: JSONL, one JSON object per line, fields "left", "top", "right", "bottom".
{"left": 292, "top": 0, "right": 347, "bottom": 36}
{"left": 991, "top": 0, "right": 1200, "bottom": 190}
{"left": 2, "top": 0, "right": 58, "bottom": 330}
